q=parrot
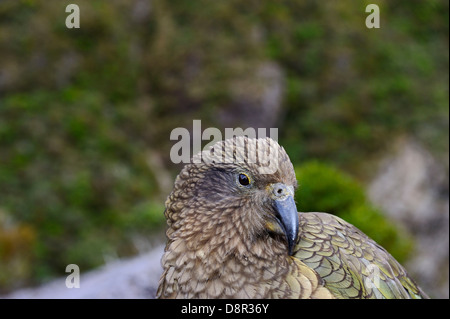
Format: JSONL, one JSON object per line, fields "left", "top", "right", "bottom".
{"left": 157, "top": 136, "right": 428, "bottom": 299}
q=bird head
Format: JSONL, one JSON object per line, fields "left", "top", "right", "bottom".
{"left": 166, "top": 136, "right": 299, "bottom": 256}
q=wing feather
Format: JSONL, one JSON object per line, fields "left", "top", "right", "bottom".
{"left": 293, "top": 212, "right": 428, "bottom": 299}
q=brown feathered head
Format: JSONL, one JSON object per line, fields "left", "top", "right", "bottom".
{"left": 163, "top": 136, "right": 299, "bottom": 257}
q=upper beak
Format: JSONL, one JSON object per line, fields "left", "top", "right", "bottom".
{"left": 270, "top": 183, "right": 299, "bottom": 256}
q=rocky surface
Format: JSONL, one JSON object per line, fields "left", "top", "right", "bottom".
{"left": 3, "top": 245, "right": 164, "bottom": 299}
{"left": 219, "top": 61, "right": 285, "bottom": 130}
{"left": 368, "top": 138, "right": 449, "bottom": 299}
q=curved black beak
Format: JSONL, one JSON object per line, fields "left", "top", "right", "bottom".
{"left": 273, "top": 195, "right": 299, "bottom": 256}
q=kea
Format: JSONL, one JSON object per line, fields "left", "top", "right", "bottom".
{"left": 157, "top": 137, "right": 428, "bottom": 299}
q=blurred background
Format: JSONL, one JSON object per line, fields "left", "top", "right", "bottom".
{"left": 0, "top": 0, "right": 448, "bottom": 298}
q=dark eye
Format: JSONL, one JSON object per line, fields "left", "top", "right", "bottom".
{"left": 238, "top": 173, "right": 250, "bottom": 186}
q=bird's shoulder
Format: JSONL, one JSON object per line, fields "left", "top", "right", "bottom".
{"left": 293, "top": 212, "right": 426, "bottom": 299}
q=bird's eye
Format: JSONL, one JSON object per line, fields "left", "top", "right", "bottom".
{"left": 238, "top": 173, "right": 250, "bottom": 186}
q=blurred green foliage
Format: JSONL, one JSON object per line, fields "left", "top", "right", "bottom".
{"left": 295, "top": 162, "right": 413, "bottom": 263}
{"left": 0, "top": 0, "right": 447, "bottom": 292}
{"left": 0, "top": 87, "right": 166, "bottom": 291}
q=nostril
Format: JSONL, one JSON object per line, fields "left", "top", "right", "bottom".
{"left": 272, "top": 183, "right": 288, "bottom": 197}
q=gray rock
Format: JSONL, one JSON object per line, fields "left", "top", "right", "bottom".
{"left": 368, "top": 138, "right": 449, "bottom": 299}
{"left": 3, "top": 245, "right": 165, "bottom": 299}
{"left": 219, "top": 61, "right": 285, "bottom": 130}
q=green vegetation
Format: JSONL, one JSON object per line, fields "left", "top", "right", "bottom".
{"left": 0, "top": 0, "right": 447, "bottom": 292}
{"left": 295, "top": 162, "right": 413, "bottom": 262}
